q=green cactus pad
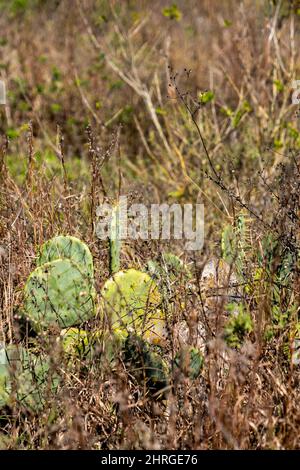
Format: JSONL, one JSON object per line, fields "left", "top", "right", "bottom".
{"left": 37, "top": 235, "right": 94, "bottom": 278}
{"left": 23, "top": 258, "right": 95, "bottom": 331}
{"left": 0, "top": 345, "right": 59, "bottom": 411}
{"left": 0, "top": 345, "right": 11, "bottom": 408}
{"left": 60, "top": 327, "right": 91, "bottom": 359}
{"left": 15, "top": 349, "right": 59, "bottom": 411}
{"left": 124, "top": 334, "right": 169, "bottom": 393}
{"left": 94, "top": 328, "right": 127, "bottom": 367}
{"left": 109, "top": 204, "right": 122, "bottom": 275}
{"left": 101, "top": 268, "right": 166, "bottom": 345}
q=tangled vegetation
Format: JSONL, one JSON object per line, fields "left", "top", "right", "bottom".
{"left": 0, "top": 0, "right": 299, "bottom": 450}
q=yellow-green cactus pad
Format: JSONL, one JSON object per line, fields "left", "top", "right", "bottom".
{"left": 37, "top": 235, "right": 94, "bottom": 278}
{"left": 23, "top": 258, "right": 95, "bottom": 331}
{"left": 60, "top": 327, "right": 91, "bottom": 358}
{"left": 94, "top": 328, "right": 127, "bottom": 366}
{"left": 101, "top": 268, "right": 166, "bottom": 345}
{"left": 142, "top": 309, "right": 168, "bottom": 346}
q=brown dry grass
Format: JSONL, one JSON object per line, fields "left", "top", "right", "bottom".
{"left": 0, "top": 0, "right": 300, "bottom": 449}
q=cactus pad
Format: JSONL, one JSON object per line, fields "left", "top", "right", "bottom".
{"left": 0, "top": 344, "right": 11, "bottom": 408}
{"left": 60, "top": 327, "right": 91, "bottom": 359}
{"left": 23, "top": 258, "right": 95, "bottom": 331}
{"left": 37, "top": 235, "right": 94, "bottom": 278}
{"left": 101, "top": 268, "right": 167, "bottom": 345}
{"left": 124, "top": 334, "right": 169, "bottom": 393}
{"left": 109, "top": 204, "right": 122, "bottom": 275}
{"left": 0, "top": 345, "right": 59, "bottom": 411}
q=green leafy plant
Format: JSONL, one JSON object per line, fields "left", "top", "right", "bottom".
{"left": 221, "top": 210, "right": 251, "bottom": 279}
{"left": 199, "top": 90, "right": 214, "bottom": 105}
{"left": 162, "top": 4, "right": 182, "bottom": 21}
{"left": 257, "top": 233, "right": 297, "bottom": 329}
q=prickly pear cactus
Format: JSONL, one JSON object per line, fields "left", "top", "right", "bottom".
{"left": 173, "top": 346, "right": 204, "bottom": 380}
{"left": 141, "top": 309, "right": 167, "bottom": 346}
{"left": 109, "top": 204, "right": 122, "bottom": 275}
{"left": 0, "top": 345, "right": 59, "bottom": 411}
{"left": 99, "top": 328, "right": 127, "bottom": 366}
{"left": 101, "top": 268, "right": 167, "bottom": 345}
{"left": 0, "top": 344, "right": 10, "bottom": 408}
{"left": 60, "top": 328, "right": 91, "bottom": 359}
{"left": 124, "top": 334, "right": 169, "bottom": 393}
{"left": 37, "top": 235, "right": 94, "bottom": 278}
{"left": 223, "top": 303, "right": 253, "bottom": 348}
{"left": 23, "top": 258, "right": 95, "bottom": 331}
{"left": 15, "top": 348, "right": 59, "bottom": 411}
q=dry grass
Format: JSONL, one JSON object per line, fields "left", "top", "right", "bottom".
{"left": 0, "top": 0, "right": 299, "bottom": 449}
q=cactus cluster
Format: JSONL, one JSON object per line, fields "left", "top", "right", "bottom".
{"left": 0, "top": 221, "right": 206, "bottom": 413}
{"left": 97, "top": 200, "right": 204, "bottom": 391}
{"left": 23, "top": 236, "right": 95, "bottom": 332}
{"left": 0, "top": 235, "right": 96, "bottom": 413}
